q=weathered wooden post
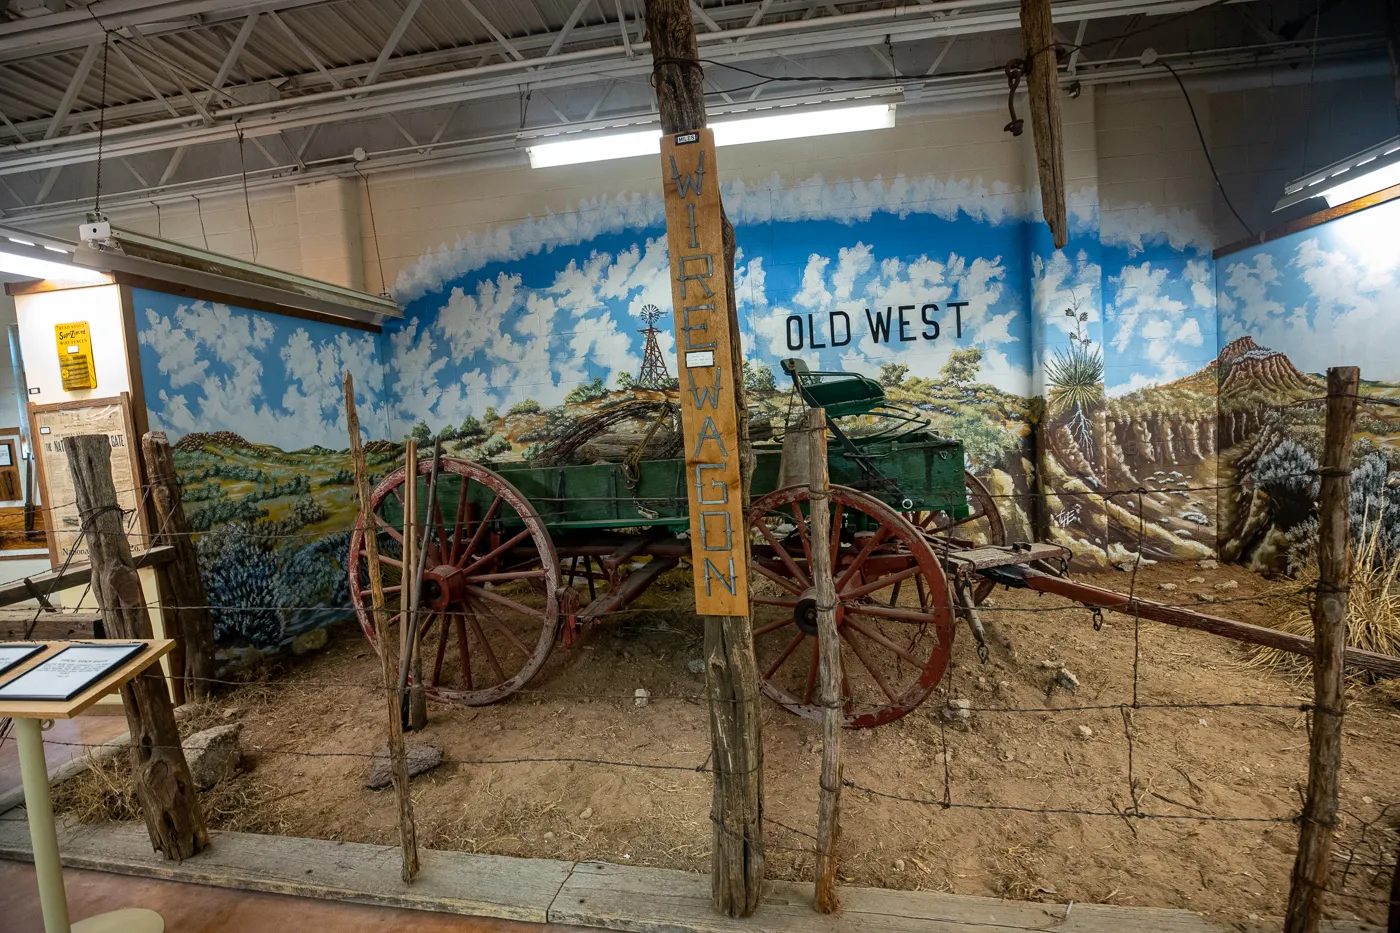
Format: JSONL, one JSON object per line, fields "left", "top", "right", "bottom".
{"left": 343, "top": 374, "right": 419, "bottom": 883}
{"left": 805, "top": 407, "right": 842, "bottom": 912}
{"left": 1020, "top": 0, "right": 1067, "bottom": 248}
{"left": 1285, "top": 366, "right": 1359, "bottom": 933}
{"left": 66, "top": 434, "right": 208, "bottom": 860}
{"left": 1389, "top": 833, "right": 1399, "bottom": 933}
{"left": 141, "top": 431, "right": 217, "bottom": 702}
{"left": 644, "top": 0, "right": 765, "bottom": 915}
{"left": 398, "top": 438, "right": 418, "bottom": 729}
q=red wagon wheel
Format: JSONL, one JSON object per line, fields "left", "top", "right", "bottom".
{"left": 747, "top": 484, "right": 954, "bottom": 728}
{"left": 349, "top": 458, "right": 559, "bottom": 706}
{"left": 908, "top": 470, "right": 1006, "bottom": 604}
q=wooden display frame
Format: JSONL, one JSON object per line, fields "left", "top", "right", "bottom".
{"left": 27, "top": 392, "right": 147, "bottom": 567}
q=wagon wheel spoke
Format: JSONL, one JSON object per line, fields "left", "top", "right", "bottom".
{"left": 764, "top": 630, "right": 807, "bottom": 679}
{"left": 753, "top": 616, "right": 795, "bottom": 637}
{"left": 846, "top": 602, "right": 941, "bottom": 625}
{"left": 466, "top": 610, "right": 507, "bottom": 682}
{"left": 457, "top": 493, "right": 503, "bottom": 568}
{"left": 462, "top": 527, "right": 533, "bottom": 577}
{"left": 429, "top": 494, "right": 451, "bottom": 566}
{"left": 374, "top": 514, "right": 405, "bottom": 545}
{"left": 755, "top": 520, "right": 810, "bottom": 590}
{"left": 449, "top": 480, "right": 472, "bottom": 564}
{"left": 467, "top": 593, "right": 533, "bottom": 658}
{"left": 841, "top": 624, "right": 900, "bottom": 704}
{"left": 843, "top": 617, "right": 924, "bottom": 667}
{"left": 835, "top": 526, "right": 890, "bottom": 590}
{"left": 465, "top": 584, "right": 547, "bottom": 621}
{"left": 378, "top": 553, "right": 404, "bottom": 569}
{"left": 840, "top": 562, "right": 922, "bottom": 601}
{"left": 750, "top": 559, "right": 805, "bottom": 595}
{"left": 431, "top": 613, "right": 451, "bottom": 686}
{"left": 417, "top": 608, "right": 439, "bottom": 638}
{"left": 802, "top": 638, "right": 821, "bottom": 705}
{"left": 454, "top": 613, "right": 473, "bottom": 691}
{"left": 358, "top": 585, "right": 402, "bottom": 600}
{"left": 829, "top": 503, "right": 844, "bottom": 569}
{"left": 789, "top": 503, "right": 812, "bottom": 566}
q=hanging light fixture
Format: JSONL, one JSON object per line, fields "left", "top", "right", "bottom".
{"left": 1274, "top": 135, "right": 1400, "bottom": 212}
{"left": 521, "top": 90, "right": 902, "bottom": 169}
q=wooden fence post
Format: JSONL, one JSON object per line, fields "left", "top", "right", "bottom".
{"left": 65, "top": 434, "right": 208, "bottom": 860}
{"left": 398, "top": 438, "right": 418, "bottom": 730}
{"left": 343, "top": 374, "right": 419, "bottom": 883}
{"left": 805, "top": 408, "right": 842, "bottom": 912}
{"left": 644, "top": 0, "right": 765, "bottom": 915}
{"left": 1389, "top": 830, "right": 1399, "bottom": 933}
{"left": 141, "top": 431, "right": 216, "bottom": 702}
{"left": 1285, "top": 366, "right": 1359, "bottom": 933}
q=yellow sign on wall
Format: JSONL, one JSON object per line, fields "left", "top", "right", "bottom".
{"left": 54, "top": 321, "right": 96, "bottom": 391}
{"left": 660, "top": 128, "right": 749, "bottom": 615}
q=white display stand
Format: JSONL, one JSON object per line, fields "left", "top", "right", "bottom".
{"left": 1, "top": 639, "right": 174, "bottom": 933}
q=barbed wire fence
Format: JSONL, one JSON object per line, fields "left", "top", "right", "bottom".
{"left": 0, "top": 409, "right": 1394, "bottom": 926}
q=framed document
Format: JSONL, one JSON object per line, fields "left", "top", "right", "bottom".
{"left": 0, "top": 644, "right": 44, "bottom": 678}
{"left": 0, "top": 643, "right": 146, "bottom": 702}
{"left": 28, "top": 392, "right": 147, "bottom": 566}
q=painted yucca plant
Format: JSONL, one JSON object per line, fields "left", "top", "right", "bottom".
{"left": 1046, "top": 305, "right": 1104, "bottom": 462}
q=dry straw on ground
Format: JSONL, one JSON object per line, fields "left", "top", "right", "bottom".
{"left": 1254, "top": 516, "right": 1400, "bottom": 700}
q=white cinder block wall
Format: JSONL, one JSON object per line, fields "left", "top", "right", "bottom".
{"left": 28, "top": 72, "right": 1391, "bottom": 300}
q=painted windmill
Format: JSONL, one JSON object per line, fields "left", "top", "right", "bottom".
{"left": 636, "top": 304, "right": 671, "bottom": 389}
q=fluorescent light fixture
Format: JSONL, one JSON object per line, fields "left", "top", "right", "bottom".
{"left": 526, "top": 103, "right": 897, "bottom": 169}
{"left": 0, "top": 248, "right": 108, "bottom": 284}
{"left": 6, "top": 237, "right": 35, "bottom": 247}
{"left": 1275, "top": 136, "right": 1400, "bottom": 212}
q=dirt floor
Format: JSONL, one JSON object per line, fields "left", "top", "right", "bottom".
{"left": 57, "top": 560, "right": 1400, "bottom": 930}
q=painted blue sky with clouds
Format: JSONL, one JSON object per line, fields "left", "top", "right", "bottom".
{"left": 1217, "top": 198, "right": 1400, "bottom": 382}
{"left": 134, "top": 287, "right": 388, "bottom": 449}
{"left": 135, "top": 170, "right": 1223, "bottom": 446}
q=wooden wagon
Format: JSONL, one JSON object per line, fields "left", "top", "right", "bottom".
{"left": 349, "top": 361, "right": 1067, "bottom": 728}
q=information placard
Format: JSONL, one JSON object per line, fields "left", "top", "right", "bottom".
{"left": 0, "top": 643, "right": 145, "bottom": 702}
{"left": 0, "top": 644, "right": 43, "bottom": 678}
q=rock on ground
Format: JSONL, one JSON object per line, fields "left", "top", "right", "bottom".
{"left": 290, "top": 627, "right": 329, "bottom": 656}
{"left": 183, "top": 724, "right": 242, "bottom": 789}
{"left": 365, "top": 742, "right": 443, "bottom": 790}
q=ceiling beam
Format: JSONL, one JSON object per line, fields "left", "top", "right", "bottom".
{"left": 547, "top": 0, "right": 593, "bottom": 58}
{"left": 7, "top": 43, "right": 1382, "bottom": 227}
{"left": 202, "top": 13, "right": 260, "bottom": 111}
{"left": 0, "top": 0, "right": 1338, "bottom": 179}
{"left": 365, "top": 0, "right": 425, "bottom": 87}
{"left": 458, "top": 0, "right": 525, "bottom": 62}
{"left": 45, "top": 39, "right": 104, "bottom": 141}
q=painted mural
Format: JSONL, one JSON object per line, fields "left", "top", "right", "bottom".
{"left": 1214, "top": 198, "right": 1400, "bottom": 573}
{"left": 133, "top": 287, "right": 392, "bottom": 652}
{"left": 132, "top": 166, "right": 1225, "bottom": 653}
{"left": 385, "top": 170, "right": 1218, "bottom": 567}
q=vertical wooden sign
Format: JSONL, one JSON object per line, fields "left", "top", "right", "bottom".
{"left": 660, "top": 128, "right": 749, "bottom": 615}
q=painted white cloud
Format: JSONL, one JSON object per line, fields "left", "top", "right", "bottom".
{"left": 392, "top": 171, "right": 1037, "bottom": 304}
{"left": 140, "top": 299, "right": 385, "bottom": 449}
{"left": 1218, "top": 203, "right": 1400, "bottom": 380}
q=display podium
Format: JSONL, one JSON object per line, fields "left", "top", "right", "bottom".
{"left": 0, "top": 639, "right": 174, "bottom": 933}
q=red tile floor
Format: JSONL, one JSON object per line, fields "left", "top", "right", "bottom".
{"left": 0, "top": 713, "right": 129, "bottom": 800}
{"left": 0, "top": 861, "right": 589, "bottom": 932}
